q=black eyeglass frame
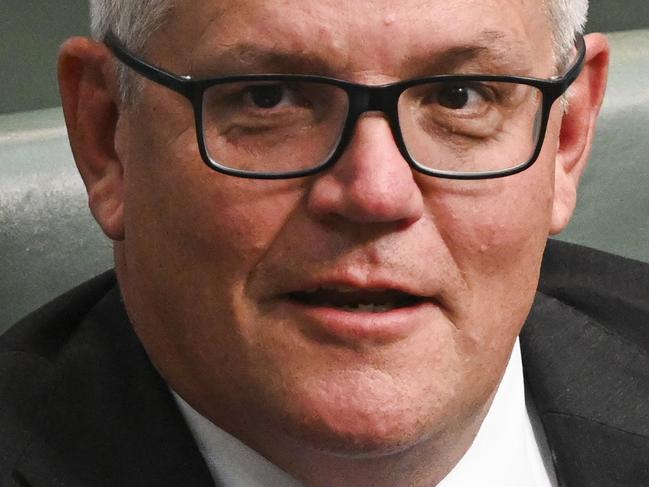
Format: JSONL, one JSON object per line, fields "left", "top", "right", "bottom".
{"left": 104, "top": 31, "right": 586, "bottom": 180}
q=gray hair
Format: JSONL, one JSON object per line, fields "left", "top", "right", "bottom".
{"left": 544, "top": 0, "right": 589, "bottom": 70}
{"left": 89, "top": 0, "right": 589, "bottom": 103}
{"left": 89, "top": 0, "right": 173, "bottom": 102}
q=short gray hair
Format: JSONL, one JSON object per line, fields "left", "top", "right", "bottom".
{"left": 89, "top": 0, "right": 173, "bottom": 102}
{"left": 89, "top": 0, "right": 589, "bottom": 102}
{"left": 544, "top": 0, "right": 589, "bottom": 70}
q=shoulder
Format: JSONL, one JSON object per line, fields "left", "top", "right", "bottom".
{"left": 538, "top": 239, "right": 649, "bottom": 350}
{"left": 0, "top": 270, "right": 117, "bottom": 359}
{"left": 523, "top": 241, "right": 649, "bottom": 483}
{"left": 0, "top": 271, "right": 213, "bottom": 486}
{"left": 0, "top": 271, "right": 117, "bottom": 475}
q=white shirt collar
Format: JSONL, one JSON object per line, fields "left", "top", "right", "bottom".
{"left": 172, "top": 391, "right": 301, "bottom": 487}
{"left": 172, "top": 338, "right": 556, "bottom": 487}
{"left": 438, "top": 338, "right": 557, "bottom": 487}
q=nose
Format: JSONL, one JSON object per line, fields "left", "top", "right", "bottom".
{"left": 307, "top": 115, "right": 424, "bottom": 226}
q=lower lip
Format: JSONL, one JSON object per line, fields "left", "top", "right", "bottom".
{"left": 275, "top": 299, "right": 436, "bottom": 344}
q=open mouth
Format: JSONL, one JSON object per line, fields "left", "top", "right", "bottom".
{"left": 287, "top": 286, "right": 426, "bottom": 313}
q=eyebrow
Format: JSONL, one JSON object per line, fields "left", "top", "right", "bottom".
{"left": 191, "top": 30, "right": 535, "bottom": 79}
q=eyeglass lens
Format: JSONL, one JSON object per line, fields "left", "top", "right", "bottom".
{"left": 202, "top": 81, "right": 348, "bottom": 173}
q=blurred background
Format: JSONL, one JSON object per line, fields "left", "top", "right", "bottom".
{"left": 1, "top": 0, "right": 648, "bottom": 329}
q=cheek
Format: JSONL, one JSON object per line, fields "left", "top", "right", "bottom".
{"left": 119, "top": 101, "right": 306, "bottom": 349}
{"left": 124, "top": 175, "right": 303, "bottom": 307}
{"left": 123, "top": 93, "right": 303, "bottom": 282}
{"left": 433, "top": 105, "right": 561, "bottom": 267}
{"left": 438, "top": 182, "right": 552, "bottom": 260}
{"left": 428, "top": 161, "right": 556, "bottom": 339}
{"left": 444, "top": 186, "right": 552, "bottom": 260}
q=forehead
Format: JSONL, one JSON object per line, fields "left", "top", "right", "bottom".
{"left": 152, "top": 0, "right": 553, "bottom": 76}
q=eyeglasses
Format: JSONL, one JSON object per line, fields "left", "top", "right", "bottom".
{"left": 105, "top": 31, "right": 585, "bottom": 180}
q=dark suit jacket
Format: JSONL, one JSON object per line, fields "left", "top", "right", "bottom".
{"left": 1, "top": 240, "right": 648, "bottom": 487}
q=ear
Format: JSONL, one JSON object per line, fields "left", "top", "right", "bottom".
{"left": 550, "top": 33, "right": 610, "bottom": 235}
{"left": 58, "top": 37, "right": 125, "bottom": 241}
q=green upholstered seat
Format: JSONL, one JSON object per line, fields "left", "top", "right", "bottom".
{"left": 0, "top": 108, "right": 112, "bottom": 329}
{"left": 558, "top": 29, "right": 649, "bottom": 260}
{"left": 1, "top": 29, "right": 648, "bottom": 330}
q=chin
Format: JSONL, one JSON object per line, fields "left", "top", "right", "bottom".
{"left": 288, "top": 407, "right": 437, "bottom": 459}
{"left": 271, "top": 376, "right": 451, "bottom": 458}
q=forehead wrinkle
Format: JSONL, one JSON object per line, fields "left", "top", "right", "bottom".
{"left": 185, "top": 2, "right": 351, "bottom": 77}
{"left": 189, "top": 43, "right": 346, "bottom": 77}
{"left": 405, "top": 30, "right": 535, "bottom": 76}
{"left": 188, "top": 30, "right": 535, "bottom": 80}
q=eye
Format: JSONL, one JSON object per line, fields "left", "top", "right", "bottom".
{"left": 436, "top": 85, "right": 487, "bottom": 110}
{"left": 246, "top": 84, "right": 290, "bottom": 109}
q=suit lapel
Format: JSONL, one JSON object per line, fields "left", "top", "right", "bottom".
{"left": 521, "top": 292, "right": 649, "bottom": 487}
{"left": 12, "top": 284, "right": 217, "bottom": 487}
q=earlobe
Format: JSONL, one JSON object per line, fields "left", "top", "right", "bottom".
{"left": 58, "top": 37, "right": 125, "bottom": 241}
{"left": 550, "top": 33, "right": 610, "bottom": 235}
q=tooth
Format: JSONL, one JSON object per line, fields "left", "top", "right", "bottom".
{"left": 324, "top": 285, "right": 360, "bottom": 293}
{"left": 333, "top": 302, "right": 397, "bottom": 313}
{"left": 357, "top": 304, "right": 376, "bottom": 312}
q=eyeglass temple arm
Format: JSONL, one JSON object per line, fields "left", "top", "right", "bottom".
{"left": 551, "top": 34, "right": 587, "bottom": 96}
{"left": 104, "top": 30, "right": 194, "bottom": 98}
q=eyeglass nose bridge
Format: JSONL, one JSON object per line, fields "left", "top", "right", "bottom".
{"left": 348, "top": 84, "right": 401, "bottom": 116}
{"left": 343, "top": 83, "right": 405, "bottom": 152}
{"left": 340, "top": 83, "right": 409, "bottom": 161}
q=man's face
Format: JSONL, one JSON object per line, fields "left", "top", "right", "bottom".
{"left": 116, "top": 0, "right": 561, "bottom": 455}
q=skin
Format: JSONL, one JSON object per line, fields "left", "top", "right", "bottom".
{"left": 58, "top": 1, "right": 609, "bottom": 485}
